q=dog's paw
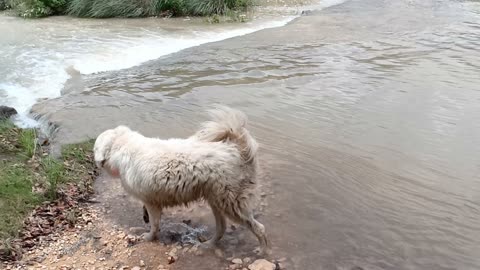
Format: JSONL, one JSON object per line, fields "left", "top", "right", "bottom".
{"left": 141, "top": 232, "right": 156, "bottom": 241}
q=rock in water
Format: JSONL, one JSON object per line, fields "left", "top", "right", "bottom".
{"left": 0, "top": 106, "right": 17, "bottom": 120}
{"left": 248, "top": 259, "right": 276, "bottom": 270}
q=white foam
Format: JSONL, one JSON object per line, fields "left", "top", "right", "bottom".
{"left": 73, "top": 17, "right": 295, "bottom": 75}
{"left": 319, "top": 0, "right": 348, "bottom": 8}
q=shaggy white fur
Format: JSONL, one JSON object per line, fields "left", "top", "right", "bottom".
{"left": 94, "top": 106, "right": 269, "bottom": 254}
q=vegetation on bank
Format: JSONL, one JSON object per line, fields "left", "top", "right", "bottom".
{"left": 1, "top": 0, "right": 252, "bottom": 18}
{"left": 0, "top": 119, "right": 95, "bottom": 260}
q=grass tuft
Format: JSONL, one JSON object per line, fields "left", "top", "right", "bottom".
{"left": 18, "top": 129, "right": 36, "bottom": 159}
{"left": 0, "top": 120, "right": 15, "bottom": 133}
{"left": 41, "top": 156, "right": 65, "bottom": 199}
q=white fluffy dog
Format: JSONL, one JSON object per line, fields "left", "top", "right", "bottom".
{"left": 94, "top": 107, "right": 269, "bottom": 254}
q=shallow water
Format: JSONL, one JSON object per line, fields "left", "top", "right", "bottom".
{"left": 0, "top": 10, "right": 299, "bottom": 127}
{"left": 8, "top": 0, "right": 480, "bottom": 269}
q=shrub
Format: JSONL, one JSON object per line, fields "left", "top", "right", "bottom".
{"left": 8, "top": 0, "right": 68, "bottom": 17}
{"left": 186, "top": 0, "right": 249, "bottom": 15}
{"left": 154, "top": 0, "right": 185, "bottom": 16}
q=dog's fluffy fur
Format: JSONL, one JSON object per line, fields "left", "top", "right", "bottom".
{"left": 94, "top": 107, "right": 268, "bottom": 253}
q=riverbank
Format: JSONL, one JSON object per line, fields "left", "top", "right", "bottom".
{"left": 0, "top": 118, "right": 282, "bottom": 270}
{"left": 0, "top": 119, "right": 97, "bottom": 263}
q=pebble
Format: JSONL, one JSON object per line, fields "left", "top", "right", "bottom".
{"left": 139, "top": 260, "right": 145, "bottom": 267}
{"left": 132, "top": 267, "right": 141, "bottom": 270}
{"left": 232, "top": 258, "right": 243, "bottom": 264}
{"left": 248, "top": 259, "right": 276, "bottom": 270}
{"left": 168, "top": 247, "right": 177, "bottom": 256}
{"left": 243, "top": 257, "right": 252, "bottom": 264}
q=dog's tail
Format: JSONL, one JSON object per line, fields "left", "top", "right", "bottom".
{"left": 192, "top": 106, "right": 258, "bottom": 163}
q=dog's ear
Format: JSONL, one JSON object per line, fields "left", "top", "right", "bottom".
{"left": 94, "top": 126, "right": 131, "bottom": 168}
{"left": 94, "top": 129, "right": 117, "bottom": 166}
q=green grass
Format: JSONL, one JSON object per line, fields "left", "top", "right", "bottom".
{"left": 0, "top": 119, "right": 15, "bottom": 133}
{"left": 41, "top": 156, "right": 65, "bottom": 199}
{"left": 0, "top": 119, "right": 95, "bottom": 248}
{"left": 61, "top": 139, "right": 95, "bottom": 164}
{"left": 0, "top": 120, "right": 36, "bottom": 157}
{"left": 0, "top": 162, "right": 42, "bottom": 241}
{"left": 18, "top": 129, "right": 36, "bottom": 159}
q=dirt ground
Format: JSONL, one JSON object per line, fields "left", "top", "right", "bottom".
{"left": 3, "top": 157, "right": 286, "bottom": 270}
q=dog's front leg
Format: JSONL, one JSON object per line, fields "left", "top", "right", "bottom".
{"left": 142, "top": 204, "right": 162, "bottom": 241}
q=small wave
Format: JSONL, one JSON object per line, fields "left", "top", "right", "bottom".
{"left": 72, "top": 17, "right": 296, "bottom": 75}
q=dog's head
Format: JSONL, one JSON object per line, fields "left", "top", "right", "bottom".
{"left": 94, "top": 125, "right": 131, "bottom": 175}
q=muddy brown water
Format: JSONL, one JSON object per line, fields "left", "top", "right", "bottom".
{"left": 30, "top": 0, "right": 480, "bottom": 269}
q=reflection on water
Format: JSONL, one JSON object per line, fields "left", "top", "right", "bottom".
{"left": 31, "top": 0, "right": 480, "bottom": 269}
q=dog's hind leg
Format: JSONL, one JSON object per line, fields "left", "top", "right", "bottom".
{"left": 227, "top": 205, "right": 270, "bottom": 255}
{"left": 142, "top": 204, "right": 162, "bottom": 241}
{"left": 244, "top": 216, "right": 270, "bottom": 255}
{"left": 204, "top": 204, "right": 226, "bottom": 246}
